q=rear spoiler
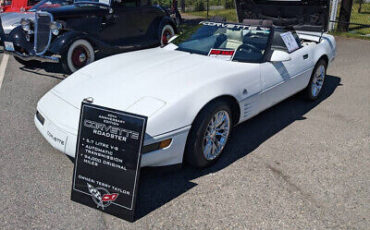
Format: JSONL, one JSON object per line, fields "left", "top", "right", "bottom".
{"left": 234, "top": 0, "right": 330, "bottom": 32}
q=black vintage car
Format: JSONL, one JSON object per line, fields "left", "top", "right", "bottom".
{"left": 4, "top": 0, "right": 178, "bottom": 73}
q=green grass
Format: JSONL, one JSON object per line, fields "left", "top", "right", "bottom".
{"left": 186, "top": 9, "right": 238, "bottom": 22}
{"left": 186, "top": 4, "right": 370, "bottom": 40}
{"left": 346, "top": 3, "right": 370, "bottom": 35}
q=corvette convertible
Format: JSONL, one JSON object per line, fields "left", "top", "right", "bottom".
{"left": 34, "top": 17, "right": 336, "bottom": 168}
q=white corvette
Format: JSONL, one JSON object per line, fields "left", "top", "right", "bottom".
{"left": 35, "top": 20, "right": 336, "bottom": 168}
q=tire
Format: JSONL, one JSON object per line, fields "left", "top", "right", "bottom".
{"left": 184, "top": 100, "right": 233, "bottom": 168}
{"left": 14, "top": 56, "right": 39, "bottom": 66}
{"left": 61, "top": 39, "right": 95, "bottom": 74}
{"left": 305, "top": 59, "right": 327, "bottom": 100}
{"left": 159, "top": 23, "right": 175, "bottom": 46}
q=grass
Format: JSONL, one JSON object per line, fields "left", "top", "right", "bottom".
{"left": 346, "top": 3, "right": 370, "bottom": 35}
{"left": 185, "top": 9, "right": 238, "bottom": 22}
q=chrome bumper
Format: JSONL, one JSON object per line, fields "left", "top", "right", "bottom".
{"left": 5, "top": 50, "right": 59, "bottom": 63}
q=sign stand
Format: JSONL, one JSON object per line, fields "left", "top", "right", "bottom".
{"left": 71, "top": 101, "right": 147, "bottom": 222}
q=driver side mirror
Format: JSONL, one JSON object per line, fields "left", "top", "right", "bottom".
{"left": 270, "top": 50, "right": 291, "bottom": 62}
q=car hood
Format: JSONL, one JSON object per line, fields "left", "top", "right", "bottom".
{"left": 51, "top": 45, "right": 249, "bottom": 117}
{"left": 235, "top": 0, "right": 330, "bottom": 32}
{"left": 0, "top": 12, "right": 34, "bottom": 34}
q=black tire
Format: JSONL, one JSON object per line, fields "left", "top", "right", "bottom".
{"left": 14, "top": 56, "right": 39, "bottom": 66}
{"left": 61, "top": 39, "right": 95, "bottom": 74}
{"left": 159, "top": 22, "right": 175, "bottom": 46}
{"left": 184, "top": 100, "right": 233, "bottom": 168}
{"left": 305, "top": 59, "right": 328, "bottom": 100}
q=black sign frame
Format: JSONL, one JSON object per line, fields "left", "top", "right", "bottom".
{"left": 71, "top": 102, "right": 147, "bottom": 222}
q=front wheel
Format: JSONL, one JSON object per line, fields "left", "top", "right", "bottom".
{"left": 61, "top": 39, "right": 95, "bottom": 74}
{"left": 184, "top": 100, "right": 233, "bottom": 168}
{"left": 159, "top": 23, "right": 175, "bottom": 46}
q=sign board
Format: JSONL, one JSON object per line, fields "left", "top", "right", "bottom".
{"left": 71, "top": 102, "right": 147, "bottom": 222}
{"left": 280, "top": 31, "right": 299, "bottom": 52}
{"left": 208, "top": 49, "right": 235, "bottom": 61}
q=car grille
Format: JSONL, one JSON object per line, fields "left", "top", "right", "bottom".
{"left": 34, "top": 12, "right": 52, "bottom": 55}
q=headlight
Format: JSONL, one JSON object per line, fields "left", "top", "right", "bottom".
{"left": 20, "top": 18, "right": 31, "bottom": 32}
{"left": 50, "top": 21, "right": 62, "bottom": 36}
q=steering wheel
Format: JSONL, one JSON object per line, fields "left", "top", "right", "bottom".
{"left": 236, "top": 44, "right": 261, "bottom": 53}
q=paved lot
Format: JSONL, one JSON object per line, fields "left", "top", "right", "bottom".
{"left": 0, "top": 37, "right": 369, "bottom": 229}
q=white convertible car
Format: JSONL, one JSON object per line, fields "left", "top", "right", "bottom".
{"left": 34, "top": 12, "right": 336, "bottom": 168}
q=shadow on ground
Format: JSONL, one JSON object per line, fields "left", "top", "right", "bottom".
{"left": 135, "top": 75, "right": 342, "bottom": 220}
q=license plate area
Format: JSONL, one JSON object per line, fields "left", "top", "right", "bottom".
{"left": 4, "top": 41, "right": 14, "bottom": 51}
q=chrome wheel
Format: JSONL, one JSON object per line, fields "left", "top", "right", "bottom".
{"left": 311, "top": 64, "right": 326, "bottom": 97}
{"left": 202, "top": 110, "right": 231, "bottom": 160}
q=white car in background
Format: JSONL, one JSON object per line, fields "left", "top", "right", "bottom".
{"left": 34, "top": 19, "right": 336, "bottom": 168}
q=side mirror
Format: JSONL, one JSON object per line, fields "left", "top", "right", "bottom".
{"left": 167, "top": 35, "right": 178, "bottom": 44}
{"left": 270, "top": 50, "right": 291, "bottom": 62}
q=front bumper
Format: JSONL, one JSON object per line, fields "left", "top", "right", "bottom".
{"left": 34, "top": 109, "right": 190, "bottom": 167}
{"left": 4, "top": 50, "right": 59, "bottom": 63}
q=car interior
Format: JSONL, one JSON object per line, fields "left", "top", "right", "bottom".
{"left": 177, "top": 26, "right": 270, "bottom": 63}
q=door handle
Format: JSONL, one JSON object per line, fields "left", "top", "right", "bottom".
{"left": 303, "top": 54, "right": 309, "bottom": 60}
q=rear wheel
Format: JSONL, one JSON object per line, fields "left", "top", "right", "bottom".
{"left": 159, "top": 23, "right": 175, "bottom": 46}
{"left": 305, "top": 59, "right": 327, "bottom": 100}
{"left": 185, "top": 100, "right": 233, "bottom": 168}
{"left": 61, "top": 39, "right": 95, "bottom": 74}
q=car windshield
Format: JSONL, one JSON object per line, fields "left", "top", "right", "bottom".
{"left": 171, "top": 22, "right": 271, "bottom": 63}
{"left": 74, "top": 0, "right": 110, "bottom": 6}
{"left": 30, "top": 0, "right": 72, "bottom": 10}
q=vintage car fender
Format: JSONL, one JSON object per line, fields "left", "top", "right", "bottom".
{"left": 7, "top": 25, "right": 35, "bottom": 54}
{"left": 48, "top": 31, "right": 106, "bottom": 55}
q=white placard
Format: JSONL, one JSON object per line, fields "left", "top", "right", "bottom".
{"left": 280, "top": 31, "right": 299, "bottom": 52}
{"left": 99, "top": 0, "right": 110, "bottom": 5}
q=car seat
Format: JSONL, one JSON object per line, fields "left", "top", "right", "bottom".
{"left": 219, "top": 29, "right": 243, "bottom": 50}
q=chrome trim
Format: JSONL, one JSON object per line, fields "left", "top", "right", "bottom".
{"left": 34, "top": 11, "right": 53, "bottom": 56}
{"left": 6, "top": 50, "right": 59, "bottom": 63}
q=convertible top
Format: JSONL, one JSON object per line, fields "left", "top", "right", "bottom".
{"left": 235, "top": 0, "right": 330, "bottom": 32}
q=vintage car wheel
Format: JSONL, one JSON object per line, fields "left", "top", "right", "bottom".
{"left": 185, "top": 100, "right": 233, "bottom": 168}
{"left": 305, "top": 59, "right": 327, "bottom": 100}
{"left": 62, "top": 39, "right": 95, "bottom": 74}
{"left": 160, "top": 24, "right": 175, "bottom": 46}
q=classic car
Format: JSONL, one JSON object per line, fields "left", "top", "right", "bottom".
{"left": 3, "top": 0, "right": 177, "bottom": 73}
{"left": 1, "top": 0, "right": 40, "bottom": 12}
{"left": 34, "top": 0, "right": 336, "bottom": 168}
{"left": 0, "top": 0, "right": 71, "bottom": 45}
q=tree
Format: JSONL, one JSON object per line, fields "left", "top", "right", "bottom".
{"left": 337, "top": 0, "right": 354, "bottom": 32}
{"left": 181, "top": 0, "right": 185, "bottom": 12}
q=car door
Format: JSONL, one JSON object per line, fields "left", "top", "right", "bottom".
{"left": 259, "top": 29, "right": 314, "bottom": 110}
{"left": 99, "top": 0, "right": 143, "bottom": 47}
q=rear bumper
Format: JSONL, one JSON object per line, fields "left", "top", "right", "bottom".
{"left": 5, "top": 50, "right": 59, "bottom": 63}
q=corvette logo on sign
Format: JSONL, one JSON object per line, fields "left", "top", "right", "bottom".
{"left": 208, "top": 49, "right": 235, "bottom": 61}
{"left": 87, "top": 183, "right": 119, "bottom": 210}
